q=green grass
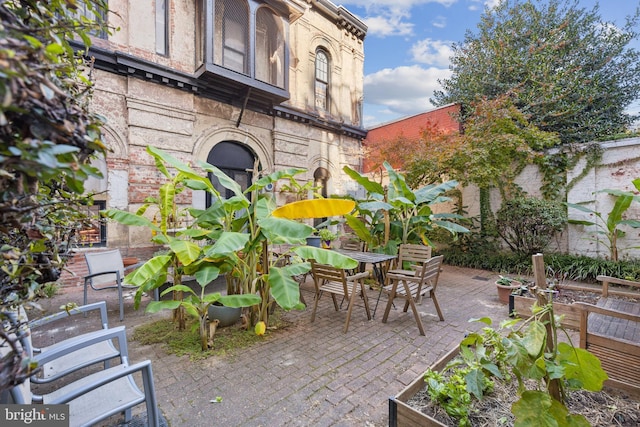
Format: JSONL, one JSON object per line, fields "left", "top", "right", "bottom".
{"left": 132, "top": 309, "right": 292, "bottom": 360}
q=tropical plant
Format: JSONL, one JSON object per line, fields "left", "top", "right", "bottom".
{"left": 343, "top": 161, "right": 468, "bottom": 252}
{"left": 433, "top": 0, "right": 640, "bottom": 144}
{"left": 0, "top": 0, "right": 110, "bottom": 393}
{"left": 104, "top": 147, "right": 359, "bottom": 349}
{"left": 496, "top": 196, "right": 567, "bottom": 256}
{"left": 566, "top": 178, "right": 640, "bottom": 261}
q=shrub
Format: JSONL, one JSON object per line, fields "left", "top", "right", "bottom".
{"left": 496, "top": 197, "right": 566, "bottom": 255}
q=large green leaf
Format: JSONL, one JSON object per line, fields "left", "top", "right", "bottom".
{"left": 432, "top": 219, "right": 470, "bottom": 233}
{"left": 414, "top": 180, "right": 459, "bottom": 204}
{"left": 218, "top": 293, "right": 261, "bottom": 308}
{"left": 521, "top": 321, "right": 546, "bottom": 357}
{"left": 168, "top": 238, "right": 202, "bottom": 266}
{"left": 292, "top": 246, "right": 358, "bottom": 269}
{"left": 204, "top": 232, "right": 250, "bottom": 258}
{"left": 385, "top": 161, "right": 414, "bottom": 201}
{"left": 103, "top": 209, "right": 157, "bottom": 229}
{"left": 512, "top": 390, "right": 590, "bottom": 427}
{"left": 259, "top": 217, "right": 313, "bottom": 243}
{"left": 194, "top": 265, "right": 221, "bottom": 288}
{"left": 465, "top": 368, "right": 487, "bottom": 399}
{"left": 198, "top": 161, "right": 244, "bottom": 198}
{"left": 607, "top": 195, "right": 633, "bottom": 232}
{"left": 145, "top": 299, "right": 181, "bottom": 314}
{"left": 342, "top": 165, "right": 385, "bottom": 195}
{"left": 556, "top": 342, "right": 608, "bottom": 391}
{"left": 268, "top": 266, "right": 304, "bottom": 310}
{"left": 358, "top": 200, "right": 393, "bottom": 212}
{"left": 159, "top": 182, "right": 176, "bottom": 233}
{"left": 344, "top": 214, "right": 375, "bottom": 244}
{"left": 125, "top": 255, "right": 172, "bottom": 287}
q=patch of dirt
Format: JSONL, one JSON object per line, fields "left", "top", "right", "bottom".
{"left": 407, "top": 374, "right": 640, "bottom": 426}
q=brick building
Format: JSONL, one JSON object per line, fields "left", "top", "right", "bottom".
{"left": 362, "top": 103, "right": 461, "bottom": 175}
{"left": 62, "top": 0, "right": 368, "bottom": 287}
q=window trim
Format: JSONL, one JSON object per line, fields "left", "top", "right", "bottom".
{"left": 77, "top": 200, "right": 107, "bottom": 247}
{"left": 155, "top": 0, "right": 168, "bottom": 55}
{"left": 315, "top": 49, "right": 330, "bottom": 111}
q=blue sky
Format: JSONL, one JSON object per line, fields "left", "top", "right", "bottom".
{"left": 336, "top": 0, "right": 640, "bottom": 128}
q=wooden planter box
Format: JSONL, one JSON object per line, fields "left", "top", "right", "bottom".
{"left": 389, "top": 346, "right": 459, "bottom": 427}
{"left": 511, "top": 295, "right": 581, "bottom": 330}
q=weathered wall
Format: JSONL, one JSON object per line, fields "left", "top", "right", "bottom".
{"left": 59, "top": 1, "right": 368, "bottom": 288}
{"left": 464, "top": 137, "right": 640, "bottom": 259}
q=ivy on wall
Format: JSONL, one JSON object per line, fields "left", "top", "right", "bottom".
{"left": 535, "top": 143, "right": 603, "bottom": 201}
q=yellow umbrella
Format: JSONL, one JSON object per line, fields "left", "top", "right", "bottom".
{"left": 272, "top": 199, "right": 355, "bottom": 219}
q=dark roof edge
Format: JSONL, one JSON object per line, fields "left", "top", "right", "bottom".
{"left": 79, "top": 42, "right": 367, "bottom": 140}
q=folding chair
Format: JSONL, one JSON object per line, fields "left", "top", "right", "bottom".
{"left": 381, "top": 255, "right": 444, "bottom": 336}
{"left": 310, "top": 260, "right": 371, "bottom": 333}
{"left": 84, "top": 249, "right": 140, "bottom": 321}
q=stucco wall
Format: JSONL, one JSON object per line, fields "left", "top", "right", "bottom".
{"left": 464, "top": 137, "right": 640, "bottom": 259}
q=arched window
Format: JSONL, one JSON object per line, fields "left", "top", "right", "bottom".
{"left": 315, "top": 49, "right": 329, "bottom": 111}
{"left": 256, "top": 7, "right": 284, "bottom": 87}
{"left": 215, "top": 0, "right": 249, "bottom": 74}
{"left": 206, "top": 141, "right": 256, "bottom": 205}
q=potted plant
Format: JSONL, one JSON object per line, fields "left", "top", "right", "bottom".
{"left": 495, "top": 275, "right": 522, "bottom": 304}
{"left": 318, "top": 228, "right": 338, "bottom": 249}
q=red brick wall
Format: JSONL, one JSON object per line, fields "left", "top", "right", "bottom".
{"left": 363, "top": 104, "right": 461, "bottom": 173}
{"left": 59, "top": 246, "right": 159, "bottom": 289}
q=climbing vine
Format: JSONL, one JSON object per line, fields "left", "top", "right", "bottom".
{"left": 535, "top": 143, "right": 603, "bottom": 201}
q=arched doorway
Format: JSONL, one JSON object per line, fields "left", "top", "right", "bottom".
{"left": 206, "top": 141, "right": 256, "bottom": 205}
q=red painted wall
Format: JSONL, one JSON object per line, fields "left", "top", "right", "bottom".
{"left": 363, "top": 104, "right": 461, "bottom": 173}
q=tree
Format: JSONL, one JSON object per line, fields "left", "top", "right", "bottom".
{"left": 433, "top": 0, "right": 640, "bottom": 144}
{"left": 0, "top": 0, "right": 109, "bottom": 393}
{"left": 407, "top": 95, "right": 559, "bottom": 234}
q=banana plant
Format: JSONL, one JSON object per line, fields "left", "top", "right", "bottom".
{"left": 566, "top": 177, "right": 640, "bottom": 261}
{"left": 104, "top": 146, "right": 358, "bottom": 347}
{"left": 343, "top": 161, "right": 469, "bottom": 251}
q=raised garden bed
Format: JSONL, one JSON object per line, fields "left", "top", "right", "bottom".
{"left": 509, "top": 285, "right": 603, "bottom": 330}
{"left": 389, "top": 347, "right": 458, "bottom": 427}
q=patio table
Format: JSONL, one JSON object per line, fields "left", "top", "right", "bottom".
{"left": 334, "top": 248, "right": 398, "bottom": 317}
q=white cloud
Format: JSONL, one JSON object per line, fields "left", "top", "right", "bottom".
{"left": 365, "top": 13, "right": 414, "bottom": 37}
{"left": 431, "top": 15, "right": 447, "bottom": 28}
{"left": 410, "top": 38, "right": 454, "bottom": 66}
{"left": 341, "top": 0, "right": 457, "bottom": 38}
{"left": 484, "top": 0, "right": 502, "bottom": 9}
{"left": 363, "top": 65, "right": 451, "bottom": 121}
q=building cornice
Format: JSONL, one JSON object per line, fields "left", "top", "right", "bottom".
{"left": 309, "top": 0, "right": 367, "bottom": 40}
{"left": 81, "top": 42, "right": 367, "bottom": 139}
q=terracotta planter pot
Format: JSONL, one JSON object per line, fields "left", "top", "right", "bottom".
{"left": 496, "top": 281, "right": 522, "bottom": 304}
{"left": 122, "top": 256, "right": 139, "bottom": 267}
